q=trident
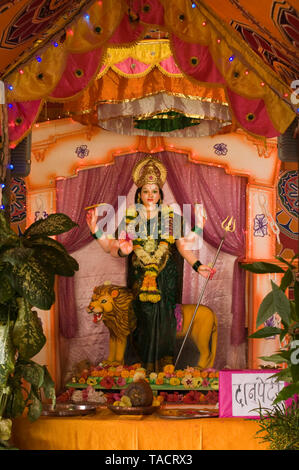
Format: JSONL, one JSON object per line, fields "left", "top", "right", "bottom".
{"left": 174, "top": 216, "right": 236, "bottom": 369}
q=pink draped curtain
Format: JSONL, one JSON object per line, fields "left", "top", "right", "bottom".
{"left": 158, "top": 152, "right": 247, "bottom": 345}
{"left": 56, "top": 151, "right": 247, "bottom": 345}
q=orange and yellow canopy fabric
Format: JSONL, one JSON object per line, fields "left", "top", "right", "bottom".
{"left": 1, "top": 0, "right": 297, "bottom": 146}
{"left": 204, "top": 0, "right": 299, "bottom": 86}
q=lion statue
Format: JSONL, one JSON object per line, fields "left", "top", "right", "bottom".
{"left": 86, "top": 283, "right": 217, "bottom": 369}
{"left": 86, "top": 283, "right": 136, "bottom": 363}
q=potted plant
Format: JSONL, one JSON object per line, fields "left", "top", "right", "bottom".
{"left": 0, "top": 211, "right": 79, "bottom": 448}
{"left": 242, "top": 254, "right": 299, "bottom": 449}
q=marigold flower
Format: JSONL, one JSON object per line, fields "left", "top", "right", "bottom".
{"left": 157, "top": 372, "right": 165, "bottom": 379}
{"left": 78, "top": 377, "right": 86, "bottom": 384}
{"left": 201, "top": 371, "right": 208, "bottom": 378}
{"left": 121, "top": 370, "right": 130, "bottom": 378}
{"left": 192, "top": 370, "right": 201, "bottom": 378}
{"left": 155, "top": 378, "right": 164, "bottom": 385}
{"left": 169, "top": 377, "right": 180, "bottom": 386}
{"left": 175, "top": 370, "right": 185, "bottom": 378}
{"left": 98, "top": 369, "right": 108, "bottom": 377}
{"left": 163, "top": 364, "right": 175, "bottom": 374}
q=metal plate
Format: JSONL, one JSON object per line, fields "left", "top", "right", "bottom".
{"left": 158, "top": 408, "right": 218, "bottom": 419}
{"left": 108, "top": 405, "right": 159, "bottom": 415}
{"left": 41, "top": 403, "right": 97, "bottom": 417}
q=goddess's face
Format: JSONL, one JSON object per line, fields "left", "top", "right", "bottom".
{"left": 140, "top": 183, "right": 160, "bottom": 208}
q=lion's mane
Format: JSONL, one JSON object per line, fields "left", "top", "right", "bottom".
{"left": 91, "top": 284, "right": 136, "bottom": 340}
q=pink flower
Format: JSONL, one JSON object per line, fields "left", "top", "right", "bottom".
{"left": 117, "top": 377, "right": 126, "bottom": 387}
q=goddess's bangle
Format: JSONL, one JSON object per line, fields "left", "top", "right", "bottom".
{"left": 192, "top": 260, "right": 202, "bottom": 272}
{"left": 118, "top": 248, "right": 128, "bottom": 258}
{"left": 91, "top": 229, "right": 103, "bottom": 240}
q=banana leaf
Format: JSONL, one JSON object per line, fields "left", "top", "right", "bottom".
{"left": 23, "top": 213, "right": 78, "bottom": 238}
{"left": 0, "top": 321, "right": 15, "bottom": 387}
{"left": 33, "top": 246, "right": 79, "bottom": 277}
{"left": 13, "top": 298, "right": 46, "bottom": 360}
{"left": 12, "top": 258, "right": 55, "bottom": 310}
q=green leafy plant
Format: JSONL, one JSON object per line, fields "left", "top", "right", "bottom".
{"left": 242, "top": 254, "right": 299, "bottom": 403}
{"left": 242, "top": 254, "right": 299, "bottom": 450}
{"left": 0, "top": 211, "right": 79, "bottom": 448}
{"left": 254, "top": 400, "right": 299, "bottom": 450}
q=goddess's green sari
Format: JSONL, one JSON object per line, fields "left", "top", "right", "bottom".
{"left": 122, "top": 207, "right": 183, "bottom": 372}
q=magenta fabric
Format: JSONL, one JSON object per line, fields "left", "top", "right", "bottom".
{"left": 159, "top": 56, "right": 182, "bottom": 74}
{"left": 50, "top": 48, "right": 103, "bottom": 99}
{"left": 158, "top": 152, "right": 247, "bottom": 346}
{"left": 114, "top": 58, "right": 150, "bottom": 75}
{"left": 226, "top": 89, "right": 279, "bottom": 138}
{"left": 8, "top": 100, "right": 41, "bottom": 145}
{"left": 56, "top": 153, "right": 141, "bottom": 337}
{"left": 108, "top": 13, "right": 144, "bottom": 45}
{"left": 131, "top": 0, "right": 165, "bottom": 26}
{"left": 171, "top": 35, "right": 226, "bottom": 84}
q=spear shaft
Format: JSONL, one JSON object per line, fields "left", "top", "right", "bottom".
{"left": 174, "top": 234, "right": 226, "bottom": 369}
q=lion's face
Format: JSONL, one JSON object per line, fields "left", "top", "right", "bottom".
{"left": 86, "top": 291, "right": 117, "bottom": 323}
{"left": 86, "top": 284, "right": 135, "bottom": 339}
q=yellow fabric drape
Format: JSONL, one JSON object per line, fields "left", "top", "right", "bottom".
{"left": 12, "top": 410, "right": 269, "bottom": 450}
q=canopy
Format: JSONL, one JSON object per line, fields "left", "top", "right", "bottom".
{"left": 0, "top": 0, "right": 297, "bottom": 147}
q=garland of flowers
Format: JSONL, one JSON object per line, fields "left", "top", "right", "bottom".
{"left": 125, "top": 205, "right": 175, "bottom": 303}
